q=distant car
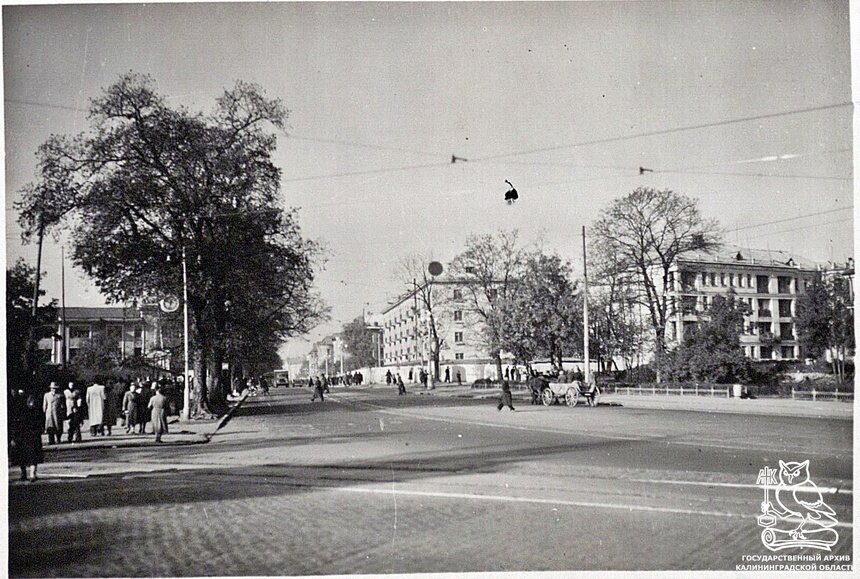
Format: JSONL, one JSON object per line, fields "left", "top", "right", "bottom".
{"left": 276, "top": 378, "right": 288, "bottom": 388}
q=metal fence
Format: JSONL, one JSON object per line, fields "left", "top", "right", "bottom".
{"left": 609, "top": 385, "right": 854, "bottom": 402}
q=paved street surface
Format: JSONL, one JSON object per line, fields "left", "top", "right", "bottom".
{"left": 8, "top": 385, "right": 853, "bottom": 576}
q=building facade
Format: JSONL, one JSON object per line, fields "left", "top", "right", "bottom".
{"left": 663, "top": 245, "right": 819, "bottom": 361}
{"left": 380, "top": 279, "right": 499, "bottom": 382}
{"left": 37, "top": 305, "right": 177, "bottom": 368}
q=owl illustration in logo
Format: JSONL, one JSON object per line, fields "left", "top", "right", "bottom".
{"left": 760, "top": 460, "right": 839, "bottom": 549}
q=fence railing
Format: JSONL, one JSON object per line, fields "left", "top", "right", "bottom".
{"left": 609, "top": 385, "right": 854, "bottom": 402}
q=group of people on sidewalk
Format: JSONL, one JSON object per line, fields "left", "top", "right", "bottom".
{"left": 9, "top": 377, "right": 177, "bottom": 483}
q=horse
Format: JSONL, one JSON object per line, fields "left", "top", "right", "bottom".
{"left": 525, "top": 375, "right": 550, "bottom": 405}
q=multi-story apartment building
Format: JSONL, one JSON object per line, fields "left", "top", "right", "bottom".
{"left": 663, "top": 244, "right": 819, "bottom": 361}
{"left": 380, "top": 279, "right": 498, "bottom": 381}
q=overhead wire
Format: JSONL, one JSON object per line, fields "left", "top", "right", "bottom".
{"left": 730, "top": 206, "right": 853, "bottom": 233}
{"left": 745, "top": 216, "right": 853, "bottom": 240}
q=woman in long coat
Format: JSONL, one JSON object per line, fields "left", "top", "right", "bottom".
{"left": 147, "top": 386, "right": 169, "bottom": 442}
{"left": 11, "top": 393, "right": 45, "bottom": 481}
{"left": 42, "top": 383, "right": 65, "bottom": 445}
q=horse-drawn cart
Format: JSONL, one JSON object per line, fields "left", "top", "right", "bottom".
{"left": 527, "top": 377, "right": 600, "bottom": 407}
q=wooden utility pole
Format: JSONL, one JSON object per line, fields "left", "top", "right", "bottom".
{"left": 582, "top": 226, "right": 590, "bottom": 385}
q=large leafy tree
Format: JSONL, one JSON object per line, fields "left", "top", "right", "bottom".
{"left": 16, "top": 73, "right": 326, "bottom": 416}
{"left": 493, "top": 250, "right": 581, "bottom": 372}
{"left": 662, "top": 291, "right": 752, "bottom": 384}
{"left": 449, "top": 230, "right": 524, "bottom": 380}
{"left": 6, "top": 259, "right": 57, "bottom": 389}
{"left": 341, "top": 317, "right": 380, "bottom": 371}
{"left": 591, "top": 188, "right": 721, "bottom": 381}
{"left": 796, "top": 271, "right": 854, "bottom": 383}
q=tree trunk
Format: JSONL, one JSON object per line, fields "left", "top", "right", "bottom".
{"left": 494, "top": 351, "right": 503, "bottom": 382}
{"left": 192, "top": 347, "right": 213, "bottom": 418}
{"left": 207, "top": 348, "right": 228, "bottom": 414}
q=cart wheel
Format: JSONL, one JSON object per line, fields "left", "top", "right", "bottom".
{"left": 565, "top": 388, "right": 579, "bottom": 407}
{"left": 542, "top": 387, "right": 554, "bottom": 406}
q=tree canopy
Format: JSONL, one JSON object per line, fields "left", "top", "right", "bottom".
{"left": 591, "top": 187, "right": 721, "bottom": 381}
{"left": 6, "top": 259, "right": 57, "bottom": 389}
{"left": 796, "top": 271, "right": 854, "bottom": 383}
{"left": 16, "top": 73, "right": 327, "bottom": 415}
{"left": 661, "top": 291, "right": 752, "bottom": 384}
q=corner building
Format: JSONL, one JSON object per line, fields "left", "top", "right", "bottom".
{"left": 663, "top": 245, "right": 819, "bottom": 361}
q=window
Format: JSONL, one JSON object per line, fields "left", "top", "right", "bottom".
{"left": 454, "top": 310, "right": 462, "bottom": 321}
{"left": 69, "top": 325, "right": 90, "bottom": 340}
{"left": 748, "top": 274, "right": 753, "bottom": 287}
{"left": 757, "top": 322, "right": 772, "bottom": 335}
{"left": 780, "top": 323, "right": 793, "bottom": 339}
{"left": 729, "top": 274, "right": 734, "bottom": 287}
{"left": 133, "top": 347, "right": 142, "bottom": 357}
{"left": 710, "top": 273, "right": 716, "bottom": 286}
{"left": 455, "top": 353, "right": 464, "bottom": 360}
{"left": 778, "top": 299, "right": 792, "bottom": 318}
{"left": 777, "top": 276, "right": 792, "bottom": 294}
{"left": 757, "top": 299, "right": 771, "bottom": 316}
{"left": 739, "top": 274, "right": 745, "bottom": 288}
{"left": 452, "top": 289, "right": 463, "bottom": 300}
{"left": 701, "top": 272, "right": 708, "bottom": 286}
{"left": 454, "top": 331, "right": 464, "bottom": 343}
{"left": 756, "top": 275, "right": 770, "bottom": 293}
{"left": 680, "top": 271, "right": 696, "bottom": 291}
{"left": 781, "top": 346, "right": 795, "bottom": 359}
{"left": 719, "top": 273, "right": 725, "bottom": 286}
{"left": 760, "top": 346, "right": 773, "bottom": 360}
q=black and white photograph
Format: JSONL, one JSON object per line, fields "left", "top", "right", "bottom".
{"left": 3, "top": 1, "right": 855, "bottom": 576}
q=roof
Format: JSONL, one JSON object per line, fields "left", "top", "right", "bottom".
{"left": 59, "top": 306, "right": 142, "bottom": 322}
{"left": 675, "top": 243, "right": 819, "bottom": 271}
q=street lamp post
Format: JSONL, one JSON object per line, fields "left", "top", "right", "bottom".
{"left": 582, "top": 226, "right": 590, "bottom": 385}
{"left": 181, "top": 245, "right": 191, "bottom": 420}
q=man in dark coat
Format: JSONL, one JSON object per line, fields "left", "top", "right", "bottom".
{"left": 385, "top": 370, "right": 392, "bottom": 385}
{"left": 311, "top": 376, "right": 325, "bottom": 402}
{"left": 457, "top": 371, "right": 462, "bottom": 385}
{"left": 497, "top": 382, "right": 516, "bottom": 412}
{"left": 397, "top": 374, "right": 406, "bottom": 395}
{"left": 444, "top": 367, "right": 450, "bottom": 383}
{"left": 64, "top": 382, "right": 83, "bottom": 443}
{"left": 10, "top": 392, "right": 45, "bottom": 482}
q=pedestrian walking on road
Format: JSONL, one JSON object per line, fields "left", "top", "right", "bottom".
{"left": 311, "top": 377, "right": 325, "bottom": 402}
{"left": 408, "top": 368, "right": 413, "bottom": 382}
{"left": 397, "top": 374, "right": 406, "bottom": 395}
{"left": 148, "top": 385, "right": 169, "bottom": 443}
{"left": 385, "top": 370, "right": 392, "bottom": 385}
{"left": 11, "top": 392, "right": 44, "bottom": 482}
{"left": 42, "top": 383, "right": 65, "bottom": 445}
{"left": 444, "top": 367, "right": 450, "bottom": 383}
{"left": 457, "top": 371, "right": 462, "bottom": 386}
{"left": 86, "top": 381, "right": 106, "bottom": 436}
{"left": 135, "top": 385, "right": 148, "bottom": 434}
{"left": 497, "top": 382, "right": 516, "bottom": 412}
{"left": 64, "top": 382, "right": 83, "bottom": 443}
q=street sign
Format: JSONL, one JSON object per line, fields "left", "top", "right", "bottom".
{"left": 160, "top": 295, "right": 180, "bottom": 313}
{"left": 428, "top": 261, "right": 443, "bottom": 276}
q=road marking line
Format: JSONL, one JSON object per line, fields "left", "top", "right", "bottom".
{"left": 324, "top": 485, "right": 853, "bottom": 528}
{"left": 628, "top": 478, "right": 853, "bottom": 495}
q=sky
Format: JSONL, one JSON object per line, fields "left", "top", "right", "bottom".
{"left": 3, "top": 1, "right": 854, "bottom": 361}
